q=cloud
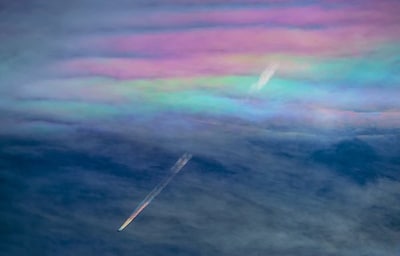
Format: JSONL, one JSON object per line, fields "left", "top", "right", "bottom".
{"left": 1, "top": 0, "right": 399, "bottom": 255}
{"left": 2, "top": 129, "right": 399, "bottom": 255}
{"left": 312, "top": 138, "right": 380, "bottom": 184}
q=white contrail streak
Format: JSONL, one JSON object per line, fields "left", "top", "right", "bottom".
{"left": 118, "top": 153, "right": 192, "bottom": 231}
{"left": 249, "top": 63, "right": 279, "bottom": 93}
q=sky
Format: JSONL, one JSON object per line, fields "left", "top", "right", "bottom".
{"left": 0, "top": 0, "right": 399, "bottom": 255}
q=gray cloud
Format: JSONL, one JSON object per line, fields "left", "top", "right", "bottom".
{"left": 1, "top": 130, "right": 399, "bottom": 255}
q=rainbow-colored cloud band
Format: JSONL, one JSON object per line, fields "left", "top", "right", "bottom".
{"left": 6, "top": 1, "right": 400, "bottom": 134}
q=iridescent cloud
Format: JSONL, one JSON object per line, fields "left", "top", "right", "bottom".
{"left": 4, "top": 0, "right": 400, "bottom": 135}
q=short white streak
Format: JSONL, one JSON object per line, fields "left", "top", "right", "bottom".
{"left": 249, "top": 63, "right": 279, "bottom": 93}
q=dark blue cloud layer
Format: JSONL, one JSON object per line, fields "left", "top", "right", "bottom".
{"left": 1, "top": 131, "right": 399, "bottom": 255}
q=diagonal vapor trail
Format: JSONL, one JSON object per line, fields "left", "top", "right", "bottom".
{"left": 118, "top": 153, "right": 192, "bottom": 231}
{"left": 249, "top": 63, "right": 279, "bottom": 93}
{"left": 245, "top": 63, "right": 279, "bottom": 102}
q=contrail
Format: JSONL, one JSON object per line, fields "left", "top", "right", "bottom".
{"left": 118, "top": 153, "right": 192, "bottom": 231}
{"left": 243, "top": 63, "right": 278, "bottom": 104}
{"left": 248, "top": 63, "right": 279, "bottom": 95}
